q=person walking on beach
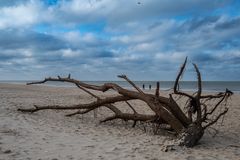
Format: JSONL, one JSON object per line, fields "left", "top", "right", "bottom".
{"left": 149, "top": 84, "right": 151, "bottom": 90}
{"left": 142, "top": 84, "right": 145, "bottom": 90}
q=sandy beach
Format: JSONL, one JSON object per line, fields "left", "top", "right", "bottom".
{"left": 0, "top": 83, "right": 239, "bottom": 160}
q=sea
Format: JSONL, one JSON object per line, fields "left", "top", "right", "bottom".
{"left": 1, "top": 80, "right": 240, "bottom": 93}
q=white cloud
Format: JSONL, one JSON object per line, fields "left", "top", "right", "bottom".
{"left": 61, "top": 48, "right": 81, "bottom": 58}
{"left": 132, "top": 42, "right": 154, "bottom": 52}
{"left": 0, "top": 1, "right": 39, "bottom": 29}
{"left": 63, "top": 31, "right": 98, "bottom": 45}
{"left": 0, "top": 0, "right": 55, "bottom": 29}
{"left": 155, "top": 52, "right": 186, "bottom": 62}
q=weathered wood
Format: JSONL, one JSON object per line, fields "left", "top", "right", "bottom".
{"left": 19, "top": 58, "right": 233, "bottom": 147}
{"left": 155, "top": 82, "right": 160, "bottom": 97}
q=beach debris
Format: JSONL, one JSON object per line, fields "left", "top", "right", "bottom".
{"left": 3, "top": 149, "right": 12, "bottom": 154}
{"left": 161, "top": 145, "right": 175, "bottom": 152}
{"left": 18, "top": 57, "right": 233, "bottom": 147}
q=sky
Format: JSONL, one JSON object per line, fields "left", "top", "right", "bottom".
{"left": 0, "top": 0, "right": 240, "bottom": 81}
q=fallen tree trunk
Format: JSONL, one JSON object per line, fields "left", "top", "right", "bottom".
{"left": 18, "top": 58, "right": 233, "bottom": 147}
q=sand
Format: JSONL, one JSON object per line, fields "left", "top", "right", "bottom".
{"left": 0, "top": 83, "right": 239, "bottom": 160}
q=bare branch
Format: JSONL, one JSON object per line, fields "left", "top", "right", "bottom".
{"left": 125, "top": 101, "right": 137, "bottom": 114}
{"left": 27, "top": 77, "right": 108, "bottom": 92}
{"left": 75, "top": 83, "right": 99, "bottom": 99}
{"left": 201, "top": 89, "right": 233, "bottom": 99}
{"left": 100, "top": 116, "right": 117, "bottom": 123}
{"left": 192, "top": 63, "right": 202, "bottom": 98}
{"left": 118, "top": 74, "right": 145, "bottom": 94}
{"left": 173, "top": 57, "right": 194, "bottom": 99}
{"left": 27, "top": 77, "right": 149, "bottom": 102}
{"left": 168, "top": 94, "right": 191, "bottom": 126}
{"left": 100, "top": 104, "right": 157, "bottom": 124}
{"left": 18, "top": 96, "right": 133, "bottom": 113}
{"left": 191, "top": 64, "right": 202, "bottom": 121}
{"left": 155, "top": 81, "right": 160, "bottom": 97}
{"left": 200, "top": 93, "right": 226, "bottom": 99}
{"left": 203, "top": 108, "right": 228, "bottom": 129}
{"left": 206, "top": 91, "right": 229, "bottom": 116}
{"left": 201, "top": 103, "right": 207, "bottom": 119}
{"left": 66, "top": 108, "right": 94, "bottom": 117}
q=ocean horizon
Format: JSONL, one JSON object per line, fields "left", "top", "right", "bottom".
{"left": 1, "top": 80, "right": 240, "bottom": 93}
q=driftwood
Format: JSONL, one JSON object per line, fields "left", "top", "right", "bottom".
{"left": 18, "top": 58, "right": 233, "bottom": 147}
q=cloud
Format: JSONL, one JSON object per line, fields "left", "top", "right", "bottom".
{"left": 0, "top": 29, "right": 67, "bottom": 51}
{"left": 0, "top": 0, "right": 57, "bottom": 30}
{"left": 0, "top": 0, "right": 240, "bottom": 80}
{"left": 0, "top": 0, "right": 226, "bottom": 28}
{"left": 0, "top": 1, "right": 41, "bottom": 29}
{"left": 50, "top": 0, "right": 232, "bottom": 25}
{"left": 0, "top": 0, "right": 29, "bottom": 7}
{"left": 61, "top": 48, "right": 81, "bottom": 58}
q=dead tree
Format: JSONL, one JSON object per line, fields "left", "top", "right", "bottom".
{"left": 18, "top": 58, "right": 233, "bottom": 147}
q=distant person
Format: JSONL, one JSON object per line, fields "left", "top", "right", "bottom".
{"left": 149, "top": 84, "right": 151, "bottom": 90}
{"left": 142, "top": 84, "right": 145, "bottom": 90}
